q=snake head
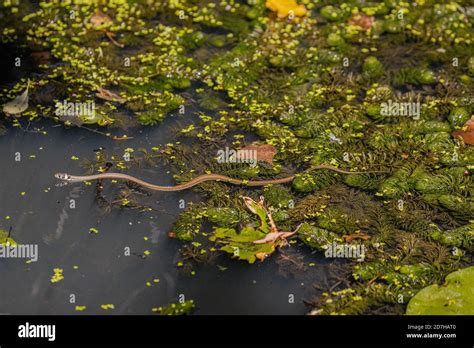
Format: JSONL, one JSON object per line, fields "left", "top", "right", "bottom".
{"left": 55, "top": 173, "right": 70, "bottom": 181}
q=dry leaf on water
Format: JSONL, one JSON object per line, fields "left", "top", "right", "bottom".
{"left": 452, "top": 116, "right": 474, "bottom": 145}
{"left": 238, "top": 144, "right": 277, "bottom": 165}
{"left": 348, "top": 14, "right": 375, "bottom": 31}
{"left": 90, "top": 9, "right": 112, "bottom": 27}
{"left": 96, "top": 87, "right": 126, "bottom": 103}
{"left": 2, "top": 82, "right": 29, "bottom": 115}
{"left": 342, "top": 231, "right": 371, "bottom": 242}
{"left": 90, "top": 10, "right": 124, "bottom": 48}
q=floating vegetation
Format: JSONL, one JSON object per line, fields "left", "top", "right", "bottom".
{"left": 1, "top": 0, "right": 473, "bottom": 317}
{"left": 153, "top": 300, "right": 196, "bottom": 316}
{"left": 0, "top": 228, "right": 16, "bottom": 246}
{"left": 406, "top": 266, "right": 474, "bottom": 315}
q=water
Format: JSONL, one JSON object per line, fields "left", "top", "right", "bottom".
{"left": 0, "top": 117, "right": 333, "bottom": 315}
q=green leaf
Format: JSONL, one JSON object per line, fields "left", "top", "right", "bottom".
{"left": 406, "top": 267, "right": 474, "bottom": 315}
{"left": 0, "top": 228, "right": 16, "bottom": 246}
{"left": 210, "top": 227, "right": 274, "bottom": 264}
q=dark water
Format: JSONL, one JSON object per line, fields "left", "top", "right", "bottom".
{"left": 0, "top": 115, "right": 333, "bottom": 315}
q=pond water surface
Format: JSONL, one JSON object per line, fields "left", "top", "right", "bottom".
{"left": 0, "top": 114, "right": 336, "bottom": 315}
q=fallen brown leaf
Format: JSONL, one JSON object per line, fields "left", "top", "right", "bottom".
{"left": 96, "top": 87, "right": 126, "bottom": 103}
{"left": 238, "top": 144, "right": 277, "bottom": 165}
{"left": 348, "top": 14, "right": 375, "bottom": 31}
{"left": 452, "top": 116, "right": 474, "bottom": 145}
{"left": 90, "top": 9, "right": 112, "bottom": 27}
{"left": 90, "top": 10, "right": 124, "bottom": 48}
{"left": 342, "top": 231, "right": 370, "bottom": 242}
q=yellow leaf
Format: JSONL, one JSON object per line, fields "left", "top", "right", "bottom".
{"left": 266, "top": 0, "right": 307, "bottom": 18}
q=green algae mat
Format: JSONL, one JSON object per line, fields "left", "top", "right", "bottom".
{"left": 0, "top": 0, "right": 473, "bottom": 315}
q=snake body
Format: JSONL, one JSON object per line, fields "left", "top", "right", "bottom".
{"left": 55, "top": 165, "right": 380, "bottom": 191}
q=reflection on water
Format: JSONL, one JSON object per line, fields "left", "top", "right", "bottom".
{"left": 0, "top": 118, "right": 332, "bottom": 314}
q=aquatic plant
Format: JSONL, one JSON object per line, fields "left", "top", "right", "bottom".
{"left": 154, "top": 300, "right": 196, "bottom": 315}
{"left": 406, "top": 266, "right": 474, "bottom": 315}
{"left": 0, "top": 228, "right": 16, "bottom": 246}
{"left": 1, "top": 0, "right": 473, "bottom": 316}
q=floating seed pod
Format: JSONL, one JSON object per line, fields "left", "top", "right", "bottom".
{"left": 363, "top": 56, "right": 384, "bottom": 79}
{"left": 297, "top": 222, "right": 340, "bottom": 251}
{"left": 448, "top": 107, "right": 470, "bottom": 128}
